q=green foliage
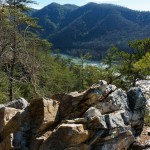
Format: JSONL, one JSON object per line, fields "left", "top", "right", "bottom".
{"left": 128, "top": 38, "right": 150, "bottom": 58}
{"left": 103, "top": 46, "right": 119, "bottom": 69}
{"left": 145, "top": 109, "right": 150, "bottom": 127}
{"left": 0, "top": 1, "right": 81, "bottom": 102}
{"left": 0, "top": 71, "right": 9, "bottom": 103}
{"left": 103, "top": 39, "right": 150, "bottom": 89}
{"left": 34, "top": 51, "right": 78, "bottom": 96}
{"left": 134, "top": 52, "right": 150, "bottom": 75}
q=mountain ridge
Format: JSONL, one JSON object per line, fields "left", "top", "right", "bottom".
{"left": 31, "top": 2, "right": 150, "bottom": 59}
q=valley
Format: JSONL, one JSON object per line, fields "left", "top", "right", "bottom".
{"left": 31, "top": 2, "right": 150, "bottom": 59}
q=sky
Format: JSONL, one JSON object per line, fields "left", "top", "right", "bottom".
{"left": 30, "top": 0, "right": 150, "bottom": 11}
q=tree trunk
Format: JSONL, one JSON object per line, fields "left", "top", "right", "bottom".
{"left": 8, "top": 1, "right": 17, "bottom": 101}
{"left": 9, "top": 64, "right": 14, "bottom": 101}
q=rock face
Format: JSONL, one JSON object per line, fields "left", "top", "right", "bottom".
{"left": 136, "top": 80, "right": 150, "bottom": 109}
{"left": 127, "top": 87, "right": 146, "bottom": 137}
{"left": 4, "top": 97, "right": 28, "bottom": 110}
{"left": 0, "top": 80, "right": 147, "bottom": 150}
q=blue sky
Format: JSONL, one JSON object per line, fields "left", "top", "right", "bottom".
{"left": 30, "top": 0, "right": 150, "bottom": 11}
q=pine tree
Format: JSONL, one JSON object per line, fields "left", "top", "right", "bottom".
{"left": 0, "top": 0, "right": 44, "bottom": 100}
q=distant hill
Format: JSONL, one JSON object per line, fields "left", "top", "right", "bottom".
{"left": 32, "top": 3, "right": 78, "bottom": 38}
{"left": 32, "top": 3, "right": 150, "bottom": 59}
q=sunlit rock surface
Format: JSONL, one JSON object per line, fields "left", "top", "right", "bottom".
{"left": 0, "top": 80, "right": 147, "bottom": 150}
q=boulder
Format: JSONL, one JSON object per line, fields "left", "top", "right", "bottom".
{"left": 13, "top": 131, "right": 29, "bottom": 150}
{"left": 52, "top": 91, "right": 85, "bottom": 118}
{"left": 19, "top": 107, "right": 31, "bottom": 132}
{"left": 84, "top": 107, "right": 102, "bottom": 118}
{"left": 52, "top": 80, "right": 116, "bottom": 119}
{"left": 127, "top": 87, "right": 146, "bottom": 111}
{"left": 136, "top": 80, "right": 150, "bottom": 112}
{"left": 92, "top": 130, "right": 134, "bottom": 150}
{"left": 105, "top": 111, "right": 127, "bottom": 129}
{"left": 28, "top": 98, "right": 60, "bottom": 133}
{"left": 4, "top": 97, "right": 28, "bottom": 110}
{"left": 40, "top": 124, "right": 89, "bottom": 150}
{"left": 84, "top": 107, "right": 107, "bottom": 129}
{"left": 84, "top": 108, "right": 129, "bottom": 130}
{"left": 0, "top": 134, "right": 14, "bottom": 150}
{"left": 0, "top": 107, "right": 21, "bottom": 138}
{"left": 56, "top": 124, "right": 89, "bottom": 145}
{"left": 127, "top": 87, "right": 146, "bottom": 136}
{"left": 30, "top": 131, "right": 52, "bottom": 150}
{"left": 95, "top": 89, "right": 130, "bottom": 114}
{"left": 84, "top": 80, "right": 116, "bottom": 105}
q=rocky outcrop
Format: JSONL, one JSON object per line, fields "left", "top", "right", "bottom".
{"left": 0, "top": 80, "right": 147, "bottom": 150}
{"left": 136, "top": 80, "right": 150, "bottom": 109}
{"left": 1, "top": 97, "right": 29, "bottom": 110}
{"left": 127, "top": 87, "right": 146, "bottom": 137}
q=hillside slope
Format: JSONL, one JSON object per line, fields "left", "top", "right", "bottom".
{"left": 32, "top": 2, "right": 78, "bottom": 38}
{"left": 32, "top": 3, "right": 150, "bottom": 59}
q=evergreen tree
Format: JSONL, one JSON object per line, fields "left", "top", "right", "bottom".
{"left": 103, "top": 39, "right": 150, "bottom": 89}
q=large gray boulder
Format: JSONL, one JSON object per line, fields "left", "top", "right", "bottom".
{"left": 127, "top": 87, "right": 146, "bottom": 136}
{"left": 136, "top": 80, "right": 150, "bottom": 111}
{"left": 95, "top": 89, "right": 130, "bottom": 114}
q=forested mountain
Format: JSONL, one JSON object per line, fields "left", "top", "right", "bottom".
{"left": 31, "top": 2, "right": 150, "bottom": 59}
{"left": 32, "top": 3, "right": 78, "bottom": 38}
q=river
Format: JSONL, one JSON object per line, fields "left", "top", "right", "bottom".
{"left": 52, "top": 53, "right": 106, "bottom": 68}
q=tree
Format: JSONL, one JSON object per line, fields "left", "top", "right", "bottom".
{"left": 103, "top": 39, "right": 150, "bottom": 89}
{"left": 133, "top": 52, "right": 150, "bottom": 76}
{"left": 0, "top": 0, "right": 82, "bottom": 102}
{"left": 103, "top": 46, "right": 119, "bottom": 69}
{"left": 78, "top": 52, "right": 92, "bottom": 89}
{"left": 0, "top": 0, "right": 45, "bottom": 101}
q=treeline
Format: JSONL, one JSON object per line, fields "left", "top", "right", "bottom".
{"left": 0, "top": 0, "right": 150, "bottom": 103}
